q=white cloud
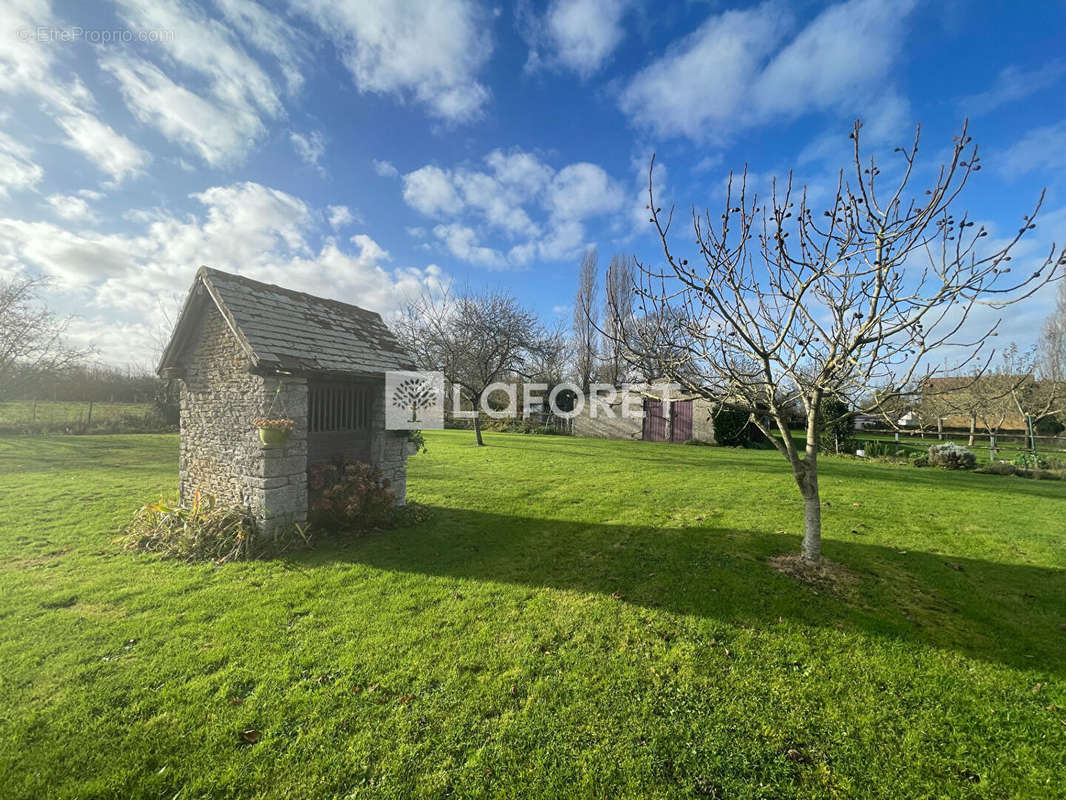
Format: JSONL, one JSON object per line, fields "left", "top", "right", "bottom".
{"left": 402, "top": 165, "right": 465, "bottom": 216}
{"left": 46, "top": 194, "right": 96, "bottom": 221}
{"left": 1002, "top": 120, "right": 1066, "bottom": 177}
{"left": 98, "top": 0, "right": 294, "bottom": 166}
{"left": 401, "top": 149, "right": 622, "bottom": 266}
{"left": 620, "top": 0, "right": 917, "bottom": 142}
{"left": 373, "top": 159, "right": 399, "bottom": 177}
{"left": 524, "top": 0, "right": 632, "bottom": 77}
{"left": 116, "top": 0, "right": 283, "bottom": 117}
{"left": 960, "top": 61, "right": 1066, "bottom": 117}
{"left": 0, "top": 181, "right": 450, "bottom": 364}
{"left": 290, "top": 130, "right": 326, "bottom": 171}
{"left": 211, "top": 0, "right": 307, "bottom": 93}
{"left": 102, "top": 55, "right": 262, "bottom": 167}
{"left": 327, "top": 205, "right": 358, "bottom": 229}
{"left": 55, "top": 110, "right": 149, "bottom": 181}
{"left": 546, "top": 162, "right": 623, "bottom": 220}
{"left": 0, "top": 132, "right": 44, "bottom": 197}
{"left": 432, "top": 223, "right": 503, "bottom": 267}
{"left": 291, "top": 0, "right": 493, "bottom": 122}
{"left": 0, "top": 1, "right": 149, "bottom": 181}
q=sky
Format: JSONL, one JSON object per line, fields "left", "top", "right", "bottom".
{"left": 1, "top": 0, "right": 1065, "bottom": 368}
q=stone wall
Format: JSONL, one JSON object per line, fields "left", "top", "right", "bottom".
{"left": 571, "top": 394, "right": 644, "bottom": 440}
{"left": 368, "top": 381, "right": 410, "bottom": 505}
{"left": 571, "top": 393, "right": 717, "bottom": 443}
{"left": 691, "top": 398, "right": 717, "bottom": 443}
{"left": 178, "top": 305, "right": 308, "bottom": 535}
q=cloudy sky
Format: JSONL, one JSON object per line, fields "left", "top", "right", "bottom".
{"left": 2, "top": 0, "right": 1065, "bottom": 366}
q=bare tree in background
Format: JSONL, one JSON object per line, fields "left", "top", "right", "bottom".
{"left": 573, "top": 248, "right": 599, "bottom": 394}
{"left": 397, "top": 288, "right": 548, "bottom": 446}
{"left": 612, "top": 120, "right": 1062, "bottom": 564}
{"left": 0, "top": 274, "right": 91, "bottom": 401}
{"left": 602, "top": 254, "right": 635, "bottom": 385}
{"left": 1001, "top": 343, "right": 1063, "bottom": 451}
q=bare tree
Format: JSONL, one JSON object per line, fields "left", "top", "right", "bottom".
{"left": 0, "top": 274, "right": 91, "bottom": 401}
{"left": 602, "top": 253, "right": 635, "bottom": 385}
{"left": 613, "top": 120, "right": 1062, "bottom": 564}
{"left": 573, "top": 248, "right": 599, "bottom": 394}
{"left": 397, "top": 288, "right": 548, "bottom": 446}
{"left": 1001, "top": 343, "right": 1063, "bottom": 451}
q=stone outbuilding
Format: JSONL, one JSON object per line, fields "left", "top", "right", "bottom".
{"left": 157, "top": 266, "right": 415, "bottom": 534}
{"left": 571, "top": 388, "right": 718, "bottom": 443}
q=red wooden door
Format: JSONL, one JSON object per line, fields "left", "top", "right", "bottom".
{"left": 643, "top": 398, "right": 668, "bottom": 441}
{"left": 671, "top": 399, "right": 693, "bottom": 442}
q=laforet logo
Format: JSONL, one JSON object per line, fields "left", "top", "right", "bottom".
{"left": 392, "top": 375, "right": 437, "bottom": 423}
{"left": 385, "top": 371, "right": 445, "bottom": 430}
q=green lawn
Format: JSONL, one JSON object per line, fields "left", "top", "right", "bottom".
{"left": 0, "top": 401, "right": 154, "bottom": 425}
{"left": 1, "top": 431, "right": 1064, "bottom": 799}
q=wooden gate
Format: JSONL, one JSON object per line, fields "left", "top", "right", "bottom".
{"left": 642, "top": 398, "right": 668, "bottom": 441}
{"left": 671, "top": 399, "right": 693, "bottom": 442}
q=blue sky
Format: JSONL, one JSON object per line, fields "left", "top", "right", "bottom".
{"left": 2, "top": 0, "right": 1065, "bottom": 366}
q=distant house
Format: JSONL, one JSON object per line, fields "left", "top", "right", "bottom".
{"left": 921, "top": 375, "right": 1029, "bottom": 432}
{"left": 157, "top": 267, "right": 415, "bottom": 533}
{"left": 571, "top": 386, "right": 717, "bottom": 443}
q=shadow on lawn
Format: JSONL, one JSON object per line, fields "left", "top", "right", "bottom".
{"left": 292, "top": 507, "right": 1066, "bottom": 675}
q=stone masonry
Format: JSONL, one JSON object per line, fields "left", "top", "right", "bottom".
{"left": 161, "top": 267, "right": 416, "bottom": 535}
{"left": 179, "top": 305, "right": 308, "bottom": 534}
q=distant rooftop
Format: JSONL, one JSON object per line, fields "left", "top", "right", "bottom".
{"left": 158, "top": 266, "right": 415, "bottom": 377}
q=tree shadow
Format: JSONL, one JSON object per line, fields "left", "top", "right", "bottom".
{"left": 287, "top": 507, "right": 1066, "bottom": 675}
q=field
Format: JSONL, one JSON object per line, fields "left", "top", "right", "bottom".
{"left": 1, "top": 431, "right": 1064, "bottom": 798}
{"left": 0, "top": 401, "right": 161, "bottom": 436}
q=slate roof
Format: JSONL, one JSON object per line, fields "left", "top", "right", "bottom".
{"left": 158, "top": 266, "right": 415, "bottom": 376}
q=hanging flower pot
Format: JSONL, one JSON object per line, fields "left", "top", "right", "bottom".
{"left": 253, "top": 417, "right": 295, "bottom": 447}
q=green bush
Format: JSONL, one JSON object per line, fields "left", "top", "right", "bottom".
{"left": 712, "top": 407, "right": 768, "bottom": 447}
{"left": 309, "top": 459, "right": 396, "bottom": 531}
{"left": 976, "top": 461, "right": 1017, "bottom": 476}
{"left": 818, "top": 396, "right": 856, "bottom": 454}
{"left": 119, "top": 492, "right": 305, "bottom": 563}
{"left": 928, "top": 442, "right": 976, "bottom": 470}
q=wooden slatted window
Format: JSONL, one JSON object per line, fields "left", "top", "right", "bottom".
{"left": 309, "top": 383, "right": 371, "bottom": 432}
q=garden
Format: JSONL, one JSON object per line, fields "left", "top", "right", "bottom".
{"left": 1, "top": 430, "right": 1063, "bottom": 799}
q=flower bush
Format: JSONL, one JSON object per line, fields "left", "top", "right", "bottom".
{"left": 252, "top": 417, "right": 295, "bottom": 431}
{"left": 119, "top": 491, "right": 311, "bottom": 562}
{"left": 928, "top": 442, "right": 976, "bottom": 470}
{"left": 308, "top": 459, "right": 396, "bottom": 531}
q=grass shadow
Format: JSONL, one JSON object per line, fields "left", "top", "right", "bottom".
{"left": 290, "top": 507, "right": 1066, "bottom": 676}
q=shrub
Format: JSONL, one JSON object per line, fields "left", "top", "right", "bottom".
{"left": 712, "top": 407, "right": 768, "bottom": 447}
{"left": 928, "top": 442, "right": 976, "bottom": 470}
{"left": 857, "top": 439, "right": 908, "bottom": 459}
{"left": 976, "top": 461, "right": 1017, "bottom": 476}
{"left": 407, "top": 429, "right": 427, "bottom": 454}
{"left": 118, "top": 492, "right": 295, "bottom": 563}
{"left": 1013, "top": 452, "right": 1049, "bottom": 470}
{"left": 309, "top": 459, "right": 396, "bottom": 531}
{"left": 912, "top": 455, "right": 929, "bottom": 467}
{"left": 818, "top": 395, "right": 856, "bottom": 454}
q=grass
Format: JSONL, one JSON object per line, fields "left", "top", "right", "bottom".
{"left": 1, "top": 431, "right": 1064, "bottom": 798}
{"left": 0, "top": 401, "right": 154, "bottom": 425}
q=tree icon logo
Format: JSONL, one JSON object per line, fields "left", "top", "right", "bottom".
{"left": 385, "top": 371, "right": 445, "bottom": 430}
{"left": 392, "top": 375, "right": 438, "bottom": 423}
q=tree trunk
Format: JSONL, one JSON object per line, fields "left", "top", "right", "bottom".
{"left": 802, "top": 489, "right": 822, "bottom": 563}
{"left": 967, "top": 415, "right": 976, "bottom": 447}
{"left": 474, "top": 415, "right": 484, "bottom": 446}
